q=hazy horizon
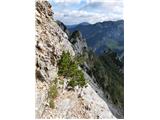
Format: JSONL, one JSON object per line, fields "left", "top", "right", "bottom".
{"left": 65, "top": 19, "right": 124, "bottom": 26}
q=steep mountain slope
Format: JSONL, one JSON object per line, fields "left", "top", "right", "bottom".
{"left": 68, "top": 20, "right": 124, "bottom": 56}
{"left": 35, "top": 0, "right": 75, "bottom": 118}
{"left": 86, "top": 50, "right": 124, "bottom": 118}
{"left": 68, "top": 20, "right": 124, "bottom": 117}
{"left": 35, "top": 0, "right": 116, "bottom": 119}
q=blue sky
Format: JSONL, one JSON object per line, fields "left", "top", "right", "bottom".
{"left": 49, "top": 0, "right": 123, "bottom": 25}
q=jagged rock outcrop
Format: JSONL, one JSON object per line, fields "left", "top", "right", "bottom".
{"left": 69, "top": 30, "right": 88, "bottom": 55}
{"left": 56, "top": 20, "right": 70, "bottom": 37}
{"left": 56, "top": 21, "right": 88, "bottom": 55}
{"left": 35, "top": 0, "right": 116, "bottom": 119}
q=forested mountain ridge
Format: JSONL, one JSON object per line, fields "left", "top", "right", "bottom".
{"left": 68, "top": 20, "right": 124, "bottom": 57}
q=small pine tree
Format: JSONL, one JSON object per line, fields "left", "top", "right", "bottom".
{"left": 58, "top": 51, "right": 72, "bottom": 77}
{"left": 58, "top": 51, "right": 86, "bottom": 89}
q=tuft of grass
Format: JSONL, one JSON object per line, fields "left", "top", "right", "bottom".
{"left": 48, "top": 84, "right": 58, "bottom": 99}
{"left": 48, "top": 82, "right": 58, "bottom": 109}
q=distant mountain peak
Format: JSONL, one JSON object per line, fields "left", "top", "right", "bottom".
{"left": 79, "top": 22, "right": 90, "bottom": 26}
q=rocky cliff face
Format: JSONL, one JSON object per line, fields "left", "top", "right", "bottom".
{"left": 35, "top": 0, "right": 115, "bottom": 119}
{"left": 35, "top": 0, "right": 75, "bottom": 118}
{"left": 69, "top": 30, "right": 88, "bottom": 55}
{"left": 56, "top": 20, "right": 88, "bottom": 55}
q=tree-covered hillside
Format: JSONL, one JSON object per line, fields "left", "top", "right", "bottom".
{"left": 86, "top": 49, "right": 124, "bottom": 115}
{"left": 68, "top": 20, "right": 124, "bottom": 56}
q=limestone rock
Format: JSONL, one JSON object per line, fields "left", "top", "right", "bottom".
{"left": 35, "top": 0, "right": 116, "bottom": 119}
{"left": 35, "top": 0, "right": 75, "bottom": 118}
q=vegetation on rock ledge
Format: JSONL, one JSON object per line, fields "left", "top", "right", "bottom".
{"left": 58, "top": 51, "right": 86, "bottom": 88}
{"left": 48, "top": 82, "right": 58, "bottom": 109}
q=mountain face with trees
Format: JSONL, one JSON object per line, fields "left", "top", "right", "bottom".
{"left": 86, "top": 50, "right": 124, "bottom": 117}
{"left": 35, "top": 0, "right": 123, "bottom": 119}
{"left": 57, "top": 21, "right": 124, "bottom": 118}
{"left": 67, "top": 21, "right": 124, "bottom": 117}
{"left": 68, "top": 20, "right": 124, "bottom": 58}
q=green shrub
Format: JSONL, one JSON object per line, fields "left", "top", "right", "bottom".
{"left": 58, "top": 51, "right": 86, "bottom": 88}
{"left": 75, "top": 54, "right": 85, "bottom": 65}
{"left": 68, "top": 70, "right": 86, "bottom": 88}
{"left": 76, "top": 70, "right": 86, "bottom": 87}
{"left": 68, "top": 79, "right": 77, "bottom": 88}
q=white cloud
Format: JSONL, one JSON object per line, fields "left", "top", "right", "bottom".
{"left": 52, "top": 0, "right": 123, "bottom": 3}
{"left": 52, "top": 0, "right": 81, "bottom": 3}
{"left": 50, "top": 0, "right": 123, "bottom": 25}
{"left": 86, "top": 0, "right": 123, "bottom": 4}
{"left": 54, "top": 9, "right": 121, "bottom": 25}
